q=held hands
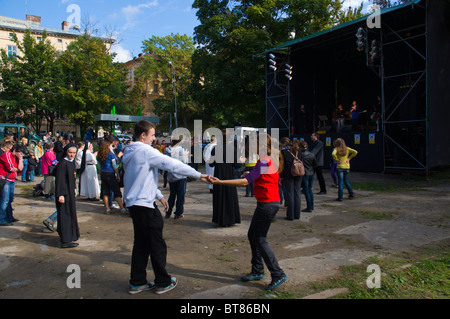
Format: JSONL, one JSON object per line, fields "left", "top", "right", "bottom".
{"left": 207, "top": 175, "right": 220, "bottom": 185}
{"left": 198, "top": 174, "right": 221, "bottom": 185}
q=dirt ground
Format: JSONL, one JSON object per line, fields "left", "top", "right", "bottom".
{"left": 0, "top": 169, "right": 449, "bottom": 300}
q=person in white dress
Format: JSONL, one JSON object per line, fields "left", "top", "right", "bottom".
{"left": 203, "top": 136, "right": 217, "bottom": 193}
{"left": 79, "top": 142, "right": 100, "bottom": 200}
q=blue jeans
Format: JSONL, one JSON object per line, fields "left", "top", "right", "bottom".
{"left": 22, "top": 159, "right": 28, "bottom": 181}
{"left": 46, "top": 211, "right": 58, "bottom": 223}
{"left": 302, "top": 175, "right": 314, "bottom": 210}
{"left": 337, "top": 169, "right": 354, "bottom": 199}
{"left": 0, "top": 180, "right": 15, "bottom": 223}
{"left": 29, "top": 169, "right": 35, "bottom": 182}
{"left": 167, "top": 178, "right": 187, "bottom": 216}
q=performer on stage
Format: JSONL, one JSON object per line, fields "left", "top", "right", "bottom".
{"left": 350, "top": 101, "right": 360, "bottom": 131}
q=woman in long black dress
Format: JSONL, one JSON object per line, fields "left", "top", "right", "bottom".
{"left": 208, "top": 133, "right": 242, "bottom": 227}
{"left": 55, "top": 143, "right": 79, "bottom": 248}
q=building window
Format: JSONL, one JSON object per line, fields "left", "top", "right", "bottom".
{"left": 9, "top": 33, "right": 14, "bottom": 38}
{"left": 7, "top": 46, "right": 17, "bottom": 58}
{"left": 37, "top": 36, "right": 42, "bottom": 41}
{"left": 153, "top": 82, "right": 159, "bottom": 93}
{"left": 58, "top": 39, "right": 63, "bottom": 43}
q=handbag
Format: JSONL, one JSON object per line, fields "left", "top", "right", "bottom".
{"left": 288, "top": 151, "right": 305, "bottom": 177}
{"left": 0, "top": 173, "right": 12, "bottom": 193}
{"left": 48, "top": 164, "right": 57, "bottom": 176}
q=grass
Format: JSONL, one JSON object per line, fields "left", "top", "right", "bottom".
{"left": 261, "top": 249, "right": 450, "bottom": 299}
{"left": 349, "top": 209, "right": 395, "bottom": 220}
{"left": 351, "top": 181, "right": 422, "bottom": 193}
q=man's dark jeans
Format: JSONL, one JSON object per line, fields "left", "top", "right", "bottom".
{"left": 167, "top": 178, "right": 187, "bottom": 216}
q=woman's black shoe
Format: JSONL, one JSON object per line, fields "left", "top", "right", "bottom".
{"left": 61, "top": 242, "right": 79, "bottom": 248}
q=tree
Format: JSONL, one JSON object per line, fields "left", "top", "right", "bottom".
{"left": 0, "top": 29, "right": 62, "bottom": 133}
{"left": 190, "top": 0, "right": 364, "bottom": 127}
{"left": 138, "top": 33, "right": 197, "bottom": 128}
{"left": 58, "top": 33, "right": 125, "bottom": 139}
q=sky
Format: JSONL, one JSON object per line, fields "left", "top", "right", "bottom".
{"left": 0, "top": 0, "right": 201, "bottom": 62}
{"left": 0, "top": 0, "right": 372, "bottom": 63}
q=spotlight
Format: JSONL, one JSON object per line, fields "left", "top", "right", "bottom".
{"left": 369, "top": 39, "right": 380, "bottom": 61}
{"left": 283, "top": 63, "right": 293, "bottom": 80}
{"left": 268, "top": 54, "right": 277, "bottom": 72}
{"left": 356, "top": 27, "right": 366, "bottom": 52}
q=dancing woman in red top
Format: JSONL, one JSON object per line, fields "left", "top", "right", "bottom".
{"left": 209, "top": 134, "right": 287, "bottom": 291}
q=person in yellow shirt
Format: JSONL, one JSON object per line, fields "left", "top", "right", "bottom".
{"left": 332, "top": 138, "right": 358, "bottom": 201}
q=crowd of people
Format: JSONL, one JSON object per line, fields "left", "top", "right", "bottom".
{"left": 0, "top": 121, "right": 359, "bottom": 295}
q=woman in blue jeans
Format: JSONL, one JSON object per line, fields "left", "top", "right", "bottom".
{"left": 336, "top": 169, "right": 354, "bottom": 200}
{"left": 0, "top": 141, "right": 24, "bottom": 226}
{"left": 332, "top": 138, "right": 358, "bottom": 201}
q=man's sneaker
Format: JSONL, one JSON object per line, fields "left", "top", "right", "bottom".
{"left": 174, "top": 214, "right": 184, "bottom": 220}
{"left": 154, "top": 277, "right": 178, "bottom": 295}
{"left": 128, "top": 281, "right": 155, "bottom": 295}
{"left": 265, "top": 274, "right": 287, "bottom": 291}
{"left": 43, "top": 220, "right": 55, "bottom": 232}
{"left": 241, "top": 273, "right": 265, "bottom": 282}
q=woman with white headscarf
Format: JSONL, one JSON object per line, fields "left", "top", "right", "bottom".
{"left": 79, "top": 141, "right": 100, "bottom": 200}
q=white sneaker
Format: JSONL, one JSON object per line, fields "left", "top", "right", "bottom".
{"left": 154, "top": 277, "right": 178, "bottom": 295}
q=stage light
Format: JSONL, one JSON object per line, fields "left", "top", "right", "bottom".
{"left": 369, "top": 39, "right": 380, "bottom": 61}
{"left": 356, "top": 27, "right": 366, "bottom": 52}
{"left": 283, "top": 63, "right": 293, "bottom": 80}
{"left": 268, "top": 55, "right": 277, "bottom": 72}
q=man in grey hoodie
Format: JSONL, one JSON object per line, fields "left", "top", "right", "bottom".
{"left": 123, "top": 120, "right": 209, "bottom": 295}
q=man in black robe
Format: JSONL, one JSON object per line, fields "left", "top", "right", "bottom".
{"left": 55, "top": 143, "right": 79, "bottom": 248}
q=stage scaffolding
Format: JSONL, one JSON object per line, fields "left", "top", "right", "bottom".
{"left": 264, "top": 0, "right": 450, "bottom": 173}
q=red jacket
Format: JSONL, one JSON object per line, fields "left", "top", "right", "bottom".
{"left": 0, "top": 151, "right": 18, "bottom": 182}
{"left": 246, "top": 156, "right": 280, "bottom": 203}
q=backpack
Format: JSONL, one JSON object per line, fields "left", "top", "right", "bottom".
{"left": 289, "top": 151, "right": 305, "bottom": 177}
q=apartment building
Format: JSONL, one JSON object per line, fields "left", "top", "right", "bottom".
{"left": 0, "top": 14, "right": 114, "bottom": 56}
{"left": 124, "top": 53, "right": 165, "bottom": 117}
{"left": 0, "top": 14, "right": 114, "bottom": 135}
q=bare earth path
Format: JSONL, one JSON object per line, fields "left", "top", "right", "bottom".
{"left": 1, "top": 170, "right": 449, "bottom": 301}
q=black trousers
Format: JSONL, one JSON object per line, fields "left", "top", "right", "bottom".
{"left": 129, "top": 205, "right": 172, "bottom": 287}
{"left": 247, "top": 202, "right": 285, "bottom": 279}
{"left": 315, "top": 166, "right": 327, "bottom": 193}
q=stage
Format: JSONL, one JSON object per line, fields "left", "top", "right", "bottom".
{"left": 265, "top": 0, "right": 450, "bottom": 173}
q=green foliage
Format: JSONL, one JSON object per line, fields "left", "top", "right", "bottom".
{"left": 139, "top": 33, "right": 198, "bottom": 127}
{"left": 0, "top": 29, "right": 62, "bottom": 132}
{"left": 58, "top": 33, "right": 126, "bottom": 136}
{"left": 190, "top": 0, "right": 364, "bottom": 127}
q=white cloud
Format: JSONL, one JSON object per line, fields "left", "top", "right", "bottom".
{"left": 121, "top": 1, "right": 159, "bottom": 30}
{"left": 111, "top": 44, "right": 132, "bottom": 63}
